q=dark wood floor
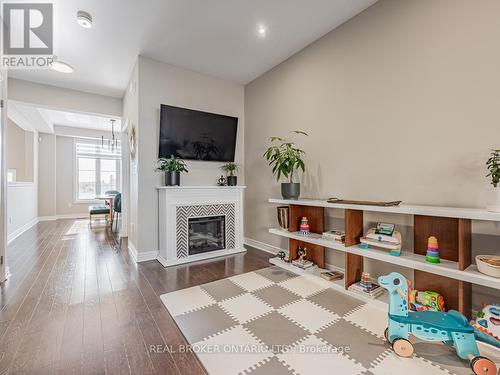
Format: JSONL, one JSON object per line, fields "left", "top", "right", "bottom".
{"left": 0, "top": 219, "right": 273, "bottom": 374}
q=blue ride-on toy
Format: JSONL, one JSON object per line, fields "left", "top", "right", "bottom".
{"left": 378, "top": 272, "right": 497, "bottom": 375}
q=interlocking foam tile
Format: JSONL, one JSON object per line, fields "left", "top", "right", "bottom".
{"left": 343, "top": 303, "right": 388, "bottom": 338}
{"left": 278, "top": 299, "right": 340, "bottom": 333}
{"left": 243, "top": 311, "right": 309, "bottom": 353}
{"left": 219, "top": 293, "right": 273, "bottom": 324}
{"left": 252, "top": 284, "right": 302, "bottom": 309}
{"left": 229, "top": 272, "right": 275, "bottom": 292}
{"left": 193, "top": 325, "right": 273, "bottom": 375}
{"left": 316, "top": 318, "right": 390, "bottom": 368}
{"left": 200, "top": 279, "right": 247, "bottom": 302}
{"left": 160, "top": 285, "right": 215, "bottom": 316}
{"left": 278, "top": 275, "right": 328, "bottom": 298}
{"left": 369, "top": 350, "right": 450, "bottom": 375}
{"left": 277, "top": 335, "right": 366, "bottom": 375}
{"left": 174, "top": 304, "right": 238, "bottom": 343}
{"left": 307, "top": 288, "right": 366, "bottom": 317}
{"left": 245, "top": 356, "right": 295, "bottom": 375}
{"left": 255, "top": 266, "right": 299, "bottom": 283}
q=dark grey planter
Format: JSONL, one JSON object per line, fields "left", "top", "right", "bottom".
{"left": 227, "top": 175, "right": 237, "bottom": 186}
{"left": 281, "top": 183, "right": 300, "bottom": 200}
{"left": 165, "top": 171, "right": 181, "bottom": 186}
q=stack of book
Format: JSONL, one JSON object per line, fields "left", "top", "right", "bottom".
{"left": 291, "top": 259, "right": 316, "bottom": 270}
{"left": 322, "top": 230, "right": 345, "bottom": 244}
{"left": 348, "top": 280, "right": 384, "bottom": 299}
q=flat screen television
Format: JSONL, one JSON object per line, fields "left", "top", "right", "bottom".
{"left": 159, "top": 104, "right": 238, "bottom": 162}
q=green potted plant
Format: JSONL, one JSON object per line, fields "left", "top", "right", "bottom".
{"left": 486, "top": 149, "right": 500, "bottom": 212}
{"left": 156, "top": 156, "right": 188, "bottom": 186}
{"left": 263, "top": 130, "right": 307, "bottom": 200}
{"left": 221, "top": 162, "right": 239, "bottom": 186}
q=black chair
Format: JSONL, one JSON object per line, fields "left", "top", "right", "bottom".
{"left": 113, "top": 193, "right": 121, "bottom": 232}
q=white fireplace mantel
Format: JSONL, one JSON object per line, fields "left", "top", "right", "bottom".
{"left": 157, "top": 186, "right": 246, "bottom": 267}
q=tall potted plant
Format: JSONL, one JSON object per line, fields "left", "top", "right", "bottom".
{"left": 263, "top": 131, "right": 307, "bottom": 200}
{"left": 221, "top": 162, "right": 239, "bottom": 186}
{"left": 156, "top": 156, "right": 188, "bottom": 186}
{"left": 486, "top": 149, "right": 500, "bottom": 212}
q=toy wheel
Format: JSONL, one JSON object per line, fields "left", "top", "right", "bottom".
{"left": 384, "top": 327, "right": 391, "bottom": 343}
{"left": 470, "top": 356, "right": 497, "bottom": 375}
{"left": 392, "top": 338, "right": 414, "bottom": 358}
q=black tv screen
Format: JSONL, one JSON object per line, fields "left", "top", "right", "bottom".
{"left": 159, "top": 104, "right": 238, "bottom": 162}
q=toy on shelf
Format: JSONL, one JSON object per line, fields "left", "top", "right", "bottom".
{"left": 425, "top": 236, "right": 441, "bottom": 263}
{"left": 409, "top": 290, "right": 445, "bottom": 312}
{"left": 476, "top": 255, "right": 500, "bottom": 278}
{"left": 378, "top": 272, "right": 497, "bottom": 375}
{"left": 360, "top": 272, "right": 372, "bottom": 292}
{"left": 276, "top": 250, "right": 287, "bottom": 262}
{"left": 359, "top": 222, "right": 402, "bottom": 256}
{"left": 291, "top": 247, "right": 315, "bottom": 270}
{"left": 471, "top": 304, "right": 500, "bottom": 349}
{"left": 299, "top": 217, "right": 310, "bottom": 235}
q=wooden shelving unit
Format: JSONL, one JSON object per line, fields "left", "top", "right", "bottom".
{"left": 269, "top": 198, "right": 500, "bottom": 319}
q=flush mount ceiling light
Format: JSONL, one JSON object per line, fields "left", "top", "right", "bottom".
{"left": 77, "top": 10, "right": 93, "bottom": 28}
{"left": 257, "top": 24, "right": 267, "bottom": 38}
{"left": 51, "top": 59, "right": 74, "bottom": 73}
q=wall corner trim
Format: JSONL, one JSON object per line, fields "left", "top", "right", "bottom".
{"left": 128, "top": 241, "right": 158, "bottom": 263}
{"left": 244, "top": 237, "right": 281, "bottom": 254}
{"left": 7, "top": 217, "right": 39, "bottom": 244}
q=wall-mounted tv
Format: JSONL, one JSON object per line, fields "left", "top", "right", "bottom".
{"left": 159, "top": 104, "right": 238, "bottom": 162}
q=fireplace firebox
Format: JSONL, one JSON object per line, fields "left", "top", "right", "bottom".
{"left": 188, "top": 215, "right": 226, "bottom": 255}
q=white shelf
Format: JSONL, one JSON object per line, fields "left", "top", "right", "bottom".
{"left": 269, "top": 228, "right": 500, "bottom": 290}
{"left": 268, "top": 257, "right": 387, "bottom": 308}
{"left": 269, "top": 198, "right": 500, "bottom": 222}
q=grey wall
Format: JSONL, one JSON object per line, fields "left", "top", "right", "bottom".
{"left": 128, "top": 56, "right": 245, "bottom": 254}
{"left": 6, "top": 119, "right": 32, "bottom": 182}
{"left": 244, "top": 0, "right": 500, "bottom": 306}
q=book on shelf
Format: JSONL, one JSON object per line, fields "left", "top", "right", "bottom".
{"left": 348, "top": 281, "right": 384, "bottom": 298}
{"left": 320, "top": 271, "right": 344, "bottom": 281}
{"left": 322, "top": 230, "right": 345, "bottom": 243}
{"left": 291, "top": 259, "right": 316, "bottom": 269}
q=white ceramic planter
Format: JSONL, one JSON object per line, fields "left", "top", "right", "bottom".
{"left": 487, "top": 186, "right": 500, "bottom": 212}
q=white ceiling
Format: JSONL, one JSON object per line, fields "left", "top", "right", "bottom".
{"left": 9, "top": 0, "right": 377, "bottom": 98}
{"left": 8, "top": 101, "right": 121, "bottom": 133}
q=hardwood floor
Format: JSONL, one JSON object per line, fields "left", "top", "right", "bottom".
{"left": 0, "top": 219, "right": 273, "bottom": 374}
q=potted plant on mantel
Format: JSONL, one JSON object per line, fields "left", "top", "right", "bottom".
{"left": 156, "top": 156, "right": 188, "bottom": 186}
{"left": 221, "top": 162, "right": 239, "bottom": 186}
{"left": 486, "top": 149, "right": 500, "bottom": 212}
{"left": 263, "top": 130, "right": 307, "bottom": 200}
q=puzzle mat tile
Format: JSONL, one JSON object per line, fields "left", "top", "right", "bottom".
{"left": 160, "top": 266, "right": 495, "bottom": 375}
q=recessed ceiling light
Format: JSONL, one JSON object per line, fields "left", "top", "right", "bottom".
{"left": 51, "top": 60, "right": 74, "bottom": 73}
{"left": 257, "top": 25, "right": 267, "bottom": 38}
{"left": 77, "top": 10, "right": 93, "bottom": 28}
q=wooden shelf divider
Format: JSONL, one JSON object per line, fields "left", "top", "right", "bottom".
{"left": 344, "top": 209, "right": 364, "bottom": 289}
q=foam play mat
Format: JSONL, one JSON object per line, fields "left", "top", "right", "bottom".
{"left": 161, "top": 266, "right": 499, "bottom": 375}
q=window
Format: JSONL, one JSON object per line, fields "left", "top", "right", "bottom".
{"left": 7, "top": 169, "right": 17, "bottom": 182}
{"left": 75, "top": 141, "right": 121, "bottom": 201}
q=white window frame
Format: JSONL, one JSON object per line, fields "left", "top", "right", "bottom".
{"left": 74, "top": 139, "right": 121, "bottom": 203}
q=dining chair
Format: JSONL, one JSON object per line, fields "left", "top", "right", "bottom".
{"left": 89, "top": 205, "right": 110, "bottom": 228}
{"left": 113, "top": 193, "right": 122, "bottom": 232}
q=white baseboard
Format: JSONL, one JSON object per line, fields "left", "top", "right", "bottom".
{"left": 244, "top": 237, "right": 281, "bottom": 254}
{"left": 38, "top": 213, "right": 87, "bottom": 222}
{"left": 7, "top": 217, "right": 39, "bottom": 244}
{"left": 244, "top": 237, "right": 340, "bottom": 272}
{"left": 128, "top": 241, "right": 158, "bottom": 263}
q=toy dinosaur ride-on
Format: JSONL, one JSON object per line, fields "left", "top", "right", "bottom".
{"left": 378, "top": 272, "right": 497, "bottom": 375}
